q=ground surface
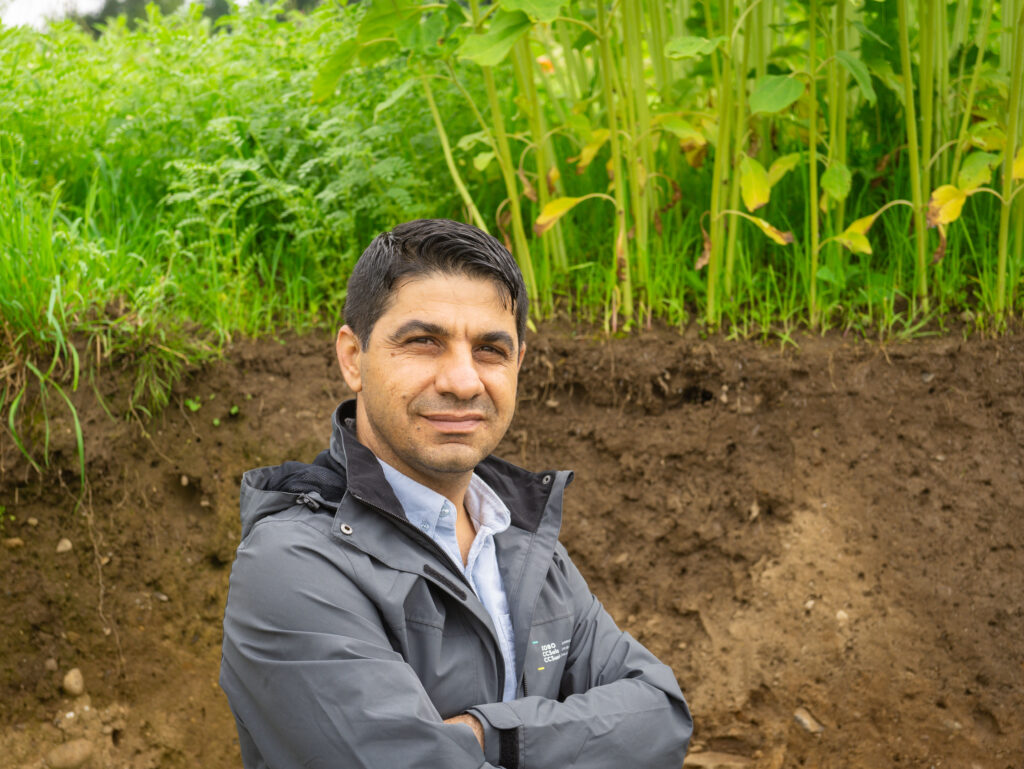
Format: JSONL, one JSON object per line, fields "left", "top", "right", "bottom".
{"left": 1, "top": 327, "right": 1023, "bottom": 769}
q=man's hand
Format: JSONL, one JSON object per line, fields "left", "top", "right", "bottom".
{"left": 444, "top": 713, "right": 485, "bottom": 752}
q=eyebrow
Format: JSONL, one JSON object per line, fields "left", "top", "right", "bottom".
{"left": 389, "top": 320, "right": 516, "bottom": 351}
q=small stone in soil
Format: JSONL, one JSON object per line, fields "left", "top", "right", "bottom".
{"left": 45, "top": 658, "right": 58, "bottom": 672}
{"left": 181, "top": 474, "right": 189, "bottom": 486}
{"left": 3, "top": 537, "right": 25, "bottom": 549}
{"left": 62, "top": 668, "right": 85, "bottom": 697}
{"left": 793, "top": 706, "right": 824, "bottom": 734}
{"left": 836, "top": 609, "right": 850, "bottom": 625}
{"left": 56, "top": 538, "right": 73, "bottom": 554}
{"left": 27, "top": 517, "right": 39, "bottom": 526}
{"left": 44, "top": 738, "right": 94, "bottom": 769}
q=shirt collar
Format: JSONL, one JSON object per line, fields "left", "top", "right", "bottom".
{"left": 376, "top": 458, "right": 511, "bottom": 539}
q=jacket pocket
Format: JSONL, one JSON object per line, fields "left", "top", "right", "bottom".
{"left": 522, "top": 613, "right": 574, "bottom": 699}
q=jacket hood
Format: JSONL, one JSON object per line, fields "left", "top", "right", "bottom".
{"left": 239, "top": 400, "right": 569, "bottom": 540}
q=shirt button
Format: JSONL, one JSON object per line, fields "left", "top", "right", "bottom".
{"left": 420, "top": 522, "right": 430, "bottom": 531}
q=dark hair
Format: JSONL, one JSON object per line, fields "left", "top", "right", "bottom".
{"left": 343, "top": 219, "right": 528, "bottom": 347}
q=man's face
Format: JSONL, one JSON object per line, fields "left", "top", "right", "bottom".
{"left": 336, "top": 272, "right": 525, "bottom": 492}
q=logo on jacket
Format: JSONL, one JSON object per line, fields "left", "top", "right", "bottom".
{"left": 532, "top": 637, "right": 571, "bottom": 670}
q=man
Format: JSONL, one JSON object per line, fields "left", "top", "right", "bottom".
{"left": 220, "top": 219, "right": 692, "bottom": 768}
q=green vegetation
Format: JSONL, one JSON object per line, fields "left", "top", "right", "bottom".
{"left": 1, "top": 0, "right": 1022, "bottom": 469}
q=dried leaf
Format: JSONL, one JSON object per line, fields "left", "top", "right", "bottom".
{"left": 696, "top": 226, "right": 712, "bottom": 270}
{"left": 517, "top": 167, "right": 538, "bottom": 202}
{"left": 933, "top": 224, "right": 948, "bottom": 263}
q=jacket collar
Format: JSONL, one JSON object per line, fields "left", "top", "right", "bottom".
{"left": 327, "top": 399, "right": 565, "bottom": 534}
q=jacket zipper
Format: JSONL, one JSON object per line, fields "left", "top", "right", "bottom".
{"left": 347, "top": 492, "right": 507, "bottom": 698}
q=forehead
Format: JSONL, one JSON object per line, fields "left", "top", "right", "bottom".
{"left": 377, "top": 272, "right": 517, "bottom": 334}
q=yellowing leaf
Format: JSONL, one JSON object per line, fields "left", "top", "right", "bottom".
{"left": 740, "top": 156, "right": 771, "bottom": 212}
{"left": 741, "top": 214, "right": 793, "bottom": 245}
{"left": 767, "top": 153, "right": 801, "bottom": 186}
{"left": 835, "top": 231, "right": 873, "bottom": 255}
{"left": 572, "top": 129, "right": 609, "bottom": 172}
{"left": 969, "top": 123, "right": 1005, "bottom": 152}
{"left": 927, "top": 185, "right": 967, "bottom": 228}
{"left": 846, "top": 213, "right": 879, "bottom": 236}
{"left": 660, "top": 117, "right": 706, "bottom": 145}
{"left": 534, "top": 196, "right": 583, "bottom": 235}
{"left": 1013, "top": 146, "right": 1024, "bottom": 181}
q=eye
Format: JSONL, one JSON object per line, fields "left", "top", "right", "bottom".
{"left": 476, "top": 344, "right": 510, "bottom": 361}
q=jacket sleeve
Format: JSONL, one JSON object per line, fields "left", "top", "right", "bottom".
{"left": 466, "top": 544, "right": 692, "bottom": 769}
{"left": 219, "top": 518, "right": 495, "bottom": 769}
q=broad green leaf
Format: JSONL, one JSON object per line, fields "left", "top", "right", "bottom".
{"left": 866, "top": 59, "right": 904, "bottom": 106}
{"left": 457, "top": 130, "right": 489, "bottom": 152}
{"left": 535, "top": 196, "right": 584, "bottom": 235}
{"left": 312, "top": 39, "right": 359, "bottom": 103}
{"left": 373, "top": 77, "right": 418, "bottom": 120}
{"left": 816, "top": 264, "right": 840, "bottom": 285}
{"left": 571, "top": 28, "right": 597, "bottom": 50}
{"left": 853, "top": 21, "right": 891, "bottom": 49}
{"left": 573, "top": 128, "right": 609, "bottom": 172}
{"left": 358, "top": 0, "right": 414, "bottom": 44}
{"left": 767, "top": 153, "right": 801, "bottom": 186}
{"left": 1014, "top": 146, "right": 1024, "bottom": 181}
{"left": 660, "top": 117, "right": 705, "bottom": 145}
{"left": 957, "top": 151, "right": 999, "bottom": 191}
{"left": 395, "top": 10, "right": 447, "bottom": 55}
{"left": 459, "top": 10, "right": 531, "bottom": 67}
{"left": 821, "top": 162, "right": 852, "bottom": 202}
{"left": 749, "top": 75, "right": 804, "bottom": 115}
{"left": 502, "top": 0, "right": 563, "bottom": 23}
{"left": 835, "top": 231, "right": 873, "bottom": 255}
{"left": 473, "top": 152, "right": 495, "bottom": 172}
{"left": 927, "top": 185, "right": 968, "bottom": 227}
{"left": 665, "top": 35, "right": 726, "bottom": 60}
{"left": 835, "top": 50, "right": 876, "bottom": 105}
{"left": 740, "top": 156, "right": 771, "bottom": 212}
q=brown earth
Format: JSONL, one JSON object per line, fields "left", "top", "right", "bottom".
{"left": 1, "top": 327, "right": 1023, "bottom": 769}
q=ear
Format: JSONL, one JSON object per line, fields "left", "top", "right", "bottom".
{"left": 516, "top": 341, "right": 527, "bottom": 370}
{"left": 336, "top": 325, "right": 363, "bottom": 393}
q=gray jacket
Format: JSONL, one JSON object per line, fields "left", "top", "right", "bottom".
{"left": 220, "top": 401, "right": 692, "bottom": 768}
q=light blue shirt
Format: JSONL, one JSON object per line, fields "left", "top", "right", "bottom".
{"left": 377, "top": 459, "right": 518, "bottom": 703}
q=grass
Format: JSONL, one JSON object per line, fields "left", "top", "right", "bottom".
{"left": 0, "top": 0, "right": 1021, "bottom": 473}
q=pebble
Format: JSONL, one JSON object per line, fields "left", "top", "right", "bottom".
{"left": 836, "top": 609, "right": 850, "bottom": 626}
{"left": 793, "top": 706, "right": 824, "bottom": 734}
{"left": 28, "top": 517, "right": 39, "bottom": 526}
{"left": 44, "top": 738, "right": 94, "bottom": 769}
{"left": 180, "top": 474, "right": 189, "bottom": 486}
{"left": 45, "top": 658, "right": 58, "bottom": 672}
{"left": 3, "top": 537, "right": 25, "bottom": 549}
{"left": 55, "top": 538, "right": 73, "bottom": 554}
{"left": 62, "top": 668, "right": 85, "bottom": 697}
{"left": 803, "top": 599, "right": 815, "bottom": 612}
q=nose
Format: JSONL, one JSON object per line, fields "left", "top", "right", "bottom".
{"left": 435, "top": 343, "right": 485, "bottom": 401}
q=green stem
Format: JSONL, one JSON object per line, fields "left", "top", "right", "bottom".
{"left": 808, "top": 0, "right": 820, "bottom": 325}
{"left": 951, "top": 0, "right": 994, "bottom": 184}
{"left": 418, "top": 72, "right": 487, "bottom": 232}
{"left": 898, "top": 0, "right": 929, "bottom": 307}
{"left": 596, "top": 0, "right": 633, "bottom": 324}
{"left": 996, "top": 0, "right": 1024, "bottom": 318}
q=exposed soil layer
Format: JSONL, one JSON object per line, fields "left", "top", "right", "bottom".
{"left": 2, "top": 328, "right": 1023, "bottom": 768}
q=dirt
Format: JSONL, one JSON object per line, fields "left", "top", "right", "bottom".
{"left": 2, "top": 326, "right": 1023, "bottom": 769}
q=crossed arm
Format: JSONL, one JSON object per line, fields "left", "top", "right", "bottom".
{"left": 220, "top": 523, "right": 691, "bottom": 769}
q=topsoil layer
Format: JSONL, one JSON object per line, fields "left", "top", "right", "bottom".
{"left": 1, "top": 327, "right": 1022, "bottom": 769}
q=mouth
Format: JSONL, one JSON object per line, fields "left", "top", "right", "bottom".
{"left": 420, "top": 413, "right": 486, "bottom": 434}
